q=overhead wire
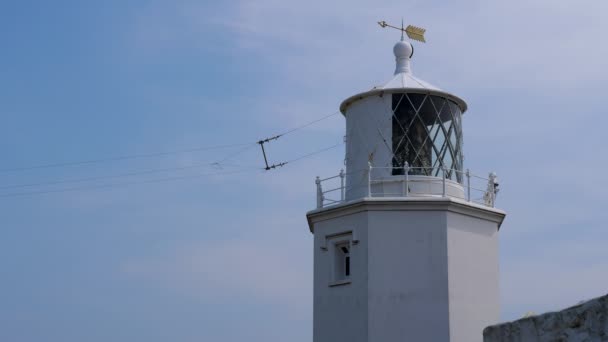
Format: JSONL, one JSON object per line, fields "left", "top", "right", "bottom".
{"left": 284, "top": 142, "right": 344, "bottom": 165}
{"left": 212, "top": 143, "right": 259, "bottom": 166}
{"left": 0, "top": 110, "right": 344, "bottom": 197}
{"left": 0, "top": 169, "right": 256, "bottom": 198}
{"left": 1, "top": 110, "right": 341, "bottom": 174}
{"left": 255, "top": 111, "right": 340, "bottom": 170}
{"left": 0, "top": 142, "right": 342, "bottom": 198}
{"left": 0, "top": 141, "right": 343, "bottom": 197}
{"left": 0, "top": 143, "right": 255, "bottom": 173}
{"left": 273, "top": 110, "right": 340, "bottom": 138}
{"left": 0, "top": 161, "right": 251, "bottom": 190}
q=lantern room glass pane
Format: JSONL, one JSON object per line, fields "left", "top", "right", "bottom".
{"left": 391, "top": 93, "right": 463, "bottom": 183}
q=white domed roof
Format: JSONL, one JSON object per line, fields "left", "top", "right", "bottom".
{"left": 339, "top": 39, "right": 467, "bottom": 113}
{"left": 382, "top": 39, "right": 441, "bottom": 91}
{"left": 379, "top": 71, "right": 441, "bottom": 91}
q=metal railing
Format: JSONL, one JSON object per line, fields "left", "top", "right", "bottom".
{"left": 315, "top": 162, "right": 499, "bottom": 209}
{"left": 315, "top": 169, "right": 346, "bottom": 208}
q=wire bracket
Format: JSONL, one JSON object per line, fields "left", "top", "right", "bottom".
{"left": 258, "top": 135, "right": 287, "bottom": 171}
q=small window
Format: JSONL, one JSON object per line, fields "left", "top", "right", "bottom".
{"left": 335, "top": 242, "right": 351, "bottom": 280}
{"left": 326, "top": 233, "right": 353, "bottom": 285}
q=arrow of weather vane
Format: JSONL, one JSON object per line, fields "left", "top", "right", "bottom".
{"left": 378, "top": 20, "right": 427, "bottom": 43}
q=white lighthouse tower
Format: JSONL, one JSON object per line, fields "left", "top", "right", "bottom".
{"left": 307, "top": 24, "right": 506, "bottom": 342}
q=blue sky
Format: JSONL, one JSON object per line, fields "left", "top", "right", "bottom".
{"left": 1, "top": 1, "right": 608, "bottom": 341}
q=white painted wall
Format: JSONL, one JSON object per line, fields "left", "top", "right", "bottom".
{"left": 447, "top": 212, "right": 501, "bottom": 342}
{"left": 308, "top": 199, "right": 505, "bottom": 342}
{"left": 344, "top": 94, "right": 393, "bottom": 200}
{"left": 313, "top": 211, "right": 369, "bottom": 342}
{"left": 367, "top": 210, "right": 451, "bottom": 341}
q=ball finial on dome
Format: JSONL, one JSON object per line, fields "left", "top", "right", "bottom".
{"left": 393, "top": 40, "right": 413, "bottom": 59}
{"left": 393, "top": 40, "right": 413, "bottom": 75}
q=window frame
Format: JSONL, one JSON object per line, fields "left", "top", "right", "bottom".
{"left": 326, "top": 232, "right": 353, "bottom": 287}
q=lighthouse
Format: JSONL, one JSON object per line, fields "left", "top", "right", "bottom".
{"left": 307, "top": 24, "right": 506, "bottom": 342}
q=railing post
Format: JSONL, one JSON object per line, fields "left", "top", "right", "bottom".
{"left": 442, "top": 168, "right": 446, "bottom": 197}
{"left": 339, "top": 169, "right": 345, "bottom": 201}
{"left": 403, "top": 162, "right": 409, "bottom": 197}
{"left": 367, "top": 162, "right": 372, "bottom": 197}
{"left": 489, "top": 172, "right": 498, "bottom": 208}
{"left": 315, "top": 176, "right": 322, "bottom": 208}
{"left": 466, "top": 169, "right": 471, "bottom": 202}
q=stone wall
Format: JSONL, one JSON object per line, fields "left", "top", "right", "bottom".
{"left": 484, "top": 293, "right": 608, "bottom": 341}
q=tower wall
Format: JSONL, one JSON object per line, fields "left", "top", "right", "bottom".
{"left": 313, "top": 211, "right": 369, "bottom": 342}
{"left": 367, "top": 209, "right": 451, "bottom": 341}
{"left": 308, "top": 199, "right": 505, "bottom": 342}
{"left": 344, "top": 94, "right": 393, "bottom": 200}
{"left": 446, "top": 212, "right": 501, "bottom": 341}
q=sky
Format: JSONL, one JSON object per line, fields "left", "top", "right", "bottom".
{"left": 1, "top": 1, "right": 608, "bottom": 341}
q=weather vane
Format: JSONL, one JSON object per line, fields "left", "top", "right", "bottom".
{"left": 378, "top": 19, "right": 426, "bottom": 43}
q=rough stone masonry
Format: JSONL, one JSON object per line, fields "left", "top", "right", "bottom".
{"left": 484, "top": 293, "right": 608, "bottom": 341}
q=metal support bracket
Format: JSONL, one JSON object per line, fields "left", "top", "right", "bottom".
{"left": 258, "top": 135, "right": 287, "bottom": 171}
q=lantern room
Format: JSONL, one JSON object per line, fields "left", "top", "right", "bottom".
{"left": 339, "top": 38, "right": 468, "bottom": 201}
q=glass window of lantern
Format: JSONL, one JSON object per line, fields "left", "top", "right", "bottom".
{"left": 391, "top": 93, "right": 463, "bottom": 183}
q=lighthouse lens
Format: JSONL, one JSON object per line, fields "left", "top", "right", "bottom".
{"left": 391, "top": 93, "right": 463, "bottom": 183}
